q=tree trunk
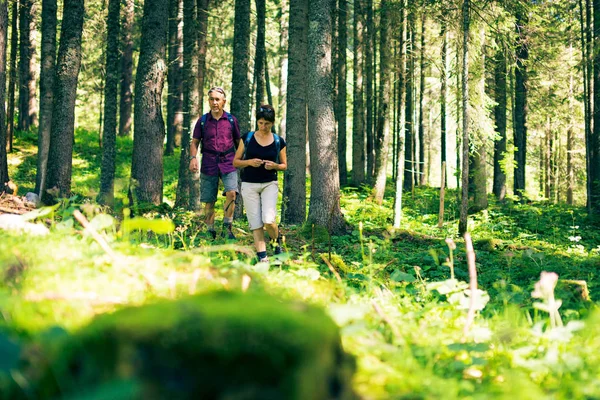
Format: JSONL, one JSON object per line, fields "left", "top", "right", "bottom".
{"left": 44, "top": 0, "right": 84, "bottom": 200}
{"left": 18, "top": 0, "right": 36, "bottom": 131}
{"left": 440, "top": 22, "right": 447, "bottom": 189}
{"left": 352, "top": 0, "right": 365, "bottom": 185}
{"left": 307, "top": 0, "right": 346, "bottom": 233}
{"left": 278, "top": 0, "right": 288, "bottom": 137}
{"left": 492, "top": 42, "right": 507, "bottom": 200}
{"left": 282, "top": 0, "right": 307, "bottom": 225}
{"left": 0, "top": 0, "right": 7, "bottom": 189}
{"left": 175, "top": 0, "right": 196, "bottom": 209}
{"left": 365, "top": 0, "right": 374, "bottom": 181}
{"left": 34, "top": 0, "right": 57, "bottom": 196}
{"left": 98, "top": 0, "right": 120, "bottom": 206}
{"left": 231, "top": 0, "right": 251, "bottom": 134}
{"left": 418, "top": 11, "right": 426, "bottom": 186}
{"left": 567, "top": 41, "right": 574, "bottom": 205}
{"left": 458, "top": 0, "right": 470, "bottom": 236}
{"left": 514, "top": 8, "right": 528, "bottom": 196}
{"left": 579, "top": 0, "right": 592, "bottom": 210}
{"left": 591, "top": 0, "right": 600, "bottom": 211}
{"left": 254, "top": 0, "right": 266, "bottom": 113}
{"left": 470, "top": 29, "right": 487, "bottom": 212}
{"left": 393, "top": 0, "right": 406, "bottom": 228}
{"left": 6, "top": 0, "right": 16, "bottom": 153}
{"left": 373, "top": 0, "right": 392, "bottom": 204}
{"left": 166, "top": 0, "right": 183, "bottom": 155}
{"left": 403, "top": 8, "right": 414, "bottom": 191}
{"left": 130, "top": 0, "right": 168, "bottom": 205}
{"left": 119, "top": 0, "right": 134, "bottom": 137}
{"left": 336, "top": 0, "right": 347, "bottom": 186}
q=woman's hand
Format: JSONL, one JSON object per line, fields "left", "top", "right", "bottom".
{"left": 249, "top": 158, "right": 264, "bottom": 168}
{"left": 264, "top": 161, "right": 278, "bottom": 170}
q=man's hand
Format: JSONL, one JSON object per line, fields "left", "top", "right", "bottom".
{"left": 189, "top": 157, "right": 199, "bottom": 172}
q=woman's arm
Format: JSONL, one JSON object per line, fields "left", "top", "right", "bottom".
{"left": 264, "top": 147, "right": 287, "bottom": 171}
{"left": 233, "top": 140, "right": 264, "bottom": 168}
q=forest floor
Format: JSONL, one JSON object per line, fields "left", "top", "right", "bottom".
{"left": 2, "top": 130, "right": 600, "bottom": 399}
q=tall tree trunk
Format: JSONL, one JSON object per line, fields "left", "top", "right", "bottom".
{"left": 98, "top": 0, "right": 120, "bottom": 206}
{"left": 417, "top": 11, "right": 426, "bottom": 186}
{"left": 307, "top": 0, "right": 345, "bottom": 233}
{"left": 403, "top": 8, "right": 414, "bottom": 191}
{"left": 514, "top": 8, "right": 528, "bottom": 196}
{"left": 119, "top": 0, "right": 134, "bottom": 137}
{"left": 231, "top": 0, "right": 251, "bottom": 133}
{"left": 34, "top": 0, "right": 57, "bottom": 196}
{"left": 365, "top": 0, "right": 374, "bottom": 181}
{"left": 373, "top": 0, "right": 391, "bottom": 204}
{"left": 44, "top": 0, "right": 84, "bottom": 200}
{"left": 393, "top": 0, "right": 406, "bottom": 228}
{"left": 0, "top": 0, "right": 7, "bottom": 190}
{"left": 440, "top": 22, "right": 447, "bottom": 188}
{"left": 6, "top": 0, "right": 16, "bottom": 152}
{"left": 254, "top": 0, "right": 266, "bottom": 112}
{"left": 282, "top": 0, "right": 307, "bottom": 224}
{"left": 336, "top": 0, "right": 347, "bottom": 185}
{"left": 591, "top": 0, "right": 600, "bottom": 211}
{"left": 175, "top": 0, "right": 196, "bottom": 209}
{"left": 470, "top": 29, "right": 487, "bottom": 212}
{"left": 278, "top": 0, "right": 288, "bottom": 137}
{"left": 492, "top": 42, "right": 507, "bottom": 200}
{"left": 130, "top": 0, "right": 168, "bottom": 205}
{"left": 166, "top": 0, "right": 183, "bottom": 155}
{"left": 352, "top": 0, "right": 365, "bottom": 185}
{"left": 18, "top": 0, "right": 36, "bottom": 131}
{"left": 458, "top": 0, "right": 470, "bottom": 236}
{"left": 579, "top": 0, "right": 592, "bottom": 210}
{"left": 567, "top": 41, "right": 574, "bottom": 205}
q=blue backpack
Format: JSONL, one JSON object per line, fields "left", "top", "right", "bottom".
{"left": 198, "top": 111, "right": 236, "bottom": 154}
{"left": 243, "top": 131, "right": 281, "bottom": 163}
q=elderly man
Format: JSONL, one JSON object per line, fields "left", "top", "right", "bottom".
{"left": 189, "top": 87, "right": 241, "bottom": 239}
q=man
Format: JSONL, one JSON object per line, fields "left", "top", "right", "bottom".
{"left": 189, "top": 87, "right": 241, "bottom": 239}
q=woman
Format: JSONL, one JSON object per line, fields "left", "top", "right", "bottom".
{"left": 233, "top": 105, "right": 287, "bottom": 262}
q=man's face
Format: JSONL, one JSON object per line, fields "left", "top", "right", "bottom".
{"left": 208, "top": 90, "right": 226, "bottom": 114}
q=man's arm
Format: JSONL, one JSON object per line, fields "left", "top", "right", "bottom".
{"left": 189, "top": 138, "right": 201, "bottom": 172}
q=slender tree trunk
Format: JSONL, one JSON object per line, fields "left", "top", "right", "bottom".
{"left": 166, "top": 0, "right": 183, "bottom": 155}
{"left": 175, "top": 0, "right": 196, "bottom": 209}
{"left": 492, "top": 42, "right": 507, "bottom": 200}
{"left": 365, "top": 0, "right": 374, "bottom": 181}
{"left": 403, "top": 8, "right": 414, "bottom": 191}
{"left": 458, "top": 0, "right": 470, "bottom": 236}
{"left": 567, "top": 41, "right": 574, "bottom": 205}
{"left": 373, "top": 0, "right": 392, "bottom": 204}
{"left": 231, "top": 0, "right": 251, "bottom": 133}
{"left": 352, "top": 0, "right": 365, "bottom": 185}
{"left": 579, "top": 0, "right": 592, "bottom": 210}
{"left": 98, "top": 0, "right": 120, "bottom": 206}
{"left": 514, "top": 8, "right": 528, "bottom": 196}
{"left": 119, "top": 0, "right": 134, "bottom": 137}
{"left": 278, "top": 0, "right": 288, "bottom": 137}
{"left": 471, "top": 29, "right": 487, "bottom": 212}
{"left": 440, "top": 22, "right": 447, "bottom": 188}
{"left": 307, "top": 0, "right": 346, "bottom": 233}
{"left": 393, "top": 0, "right": 406, "bottom": 228}
{"left": 282, "top": 0, "right": 307, "bottom": 224}
{"left": 130, "top": 0, "right": 168, "bottom": 205}
{"left": 44, "top": 0, "right": 85, "bottom": 200}
{"left": 418, "top": 11, "right": 426, "bottom": 186}
{"left": 34, "top": 0, "right": 57, "bottom": 196}
{"left": 6, "top": 0, "right": 16, "bottom": 153}
{"left": 18, "top": 0, "right": 36, "bottom": 131}
{"left": 0, "top": 0, "right": 8, "bottom": 189}
{"left": 254, "top": 0, "right": 266, "bottom": 112}
{"left": 591, "top": 0, "right": 600, "bottom": 211}
{"left": 585, "top": 0, "right": 593, "bottom": 210}
{"left": 337, "top": 0, "right": 347, "bottom": 185}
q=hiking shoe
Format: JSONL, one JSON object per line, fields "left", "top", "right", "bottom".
{"left": 222, "top": 223, "right": 236, "bottom": 240}
{"left": 207, "top": 229, "right": 217, "bottom": 240}
{"left": 272, "top": 235, "right": 283, "bottom": 255}
{"left": 274, "top": 244, "right": 282, "bottom": 255}
{"left": 258, "top": 256, "right": 269, "bottom": 263}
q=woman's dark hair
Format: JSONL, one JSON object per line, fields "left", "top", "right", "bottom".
{"left": 256, "top": 104, "right": 276, "bottom": 123}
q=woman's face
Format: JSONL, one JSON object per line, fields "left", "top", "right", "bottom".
{"left": 257, "top": 118, "right": 274, "bottom": 133}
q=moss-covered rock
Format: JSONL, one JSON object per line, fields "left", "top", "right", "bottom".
{"left": 35, "top": 291, "right": 355, "bottom": 399}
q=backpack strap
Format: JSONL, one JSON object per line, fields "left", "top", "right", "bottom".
{"left": 198, "top": 113, "right": 209, "bottom": 153}
{"left": 243, "top": 132, "right": 281, "bottom": 163}
{"left": 242, "top": 131, "right": 255, "bottom": 160}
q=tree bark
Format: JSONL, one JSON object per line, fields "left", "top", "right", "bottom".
{"left": 6, "top": 0, "right": 16, "bottom": 153}
{"left": 166, "top": 0, "right": 183, "bottom": 155}
{"left": 307, "top": 0, "right": 346, "bottom": 233}
{"left": 440, "top": 22, "right": 447, "bottom": 189}
{"left": 130, "top": 0, "right": 168, "bottom": 205}
{"left": 282, "top": 0, "right": 307, "bottom": 225}
{"left": 470, "top": 29, "right": 487, "bottom": 212}
{"left": 365, "top": 0, "right": 374, "bottom": 181}
{"left": 34, "top": 0, "right": 57, "bottom": 196}
{"left": 458, "top": 0, "right": 470, "bottom": 236}
{"left": 591, "top": 0, "right": 600, "bottom": 210}
{"left": 0, "top": 0, "right": 8, "bottom": 189}
{"left": 492, "top": 42, "right": 507, "bottom": 200}
{"left": 514, "top": 8, "right": 528, "bottom": 196}
{"left": 393, "top": 0, "right": 406, "bottom": 228}
{"left": 18, "top": 0, "right": 36, "bottom": 131}
{"left": 45, "top": 0, "right": 84, "bottom": 200}
{"left": 254, "top": 0, "right": 266, "bottom": 113}
{"left": 336, "top": 0, "right": 347, "bottom": 186}
{"left": 373, "top": 0, "right": 392, "bottom": 204}
{"left": 119, "top": 0, "right": 134, "bottom": 137}
{"left": 403, "top": 8, "right": 414, "bottom": 191}
{"left": 231, "top": 0, "right": 251, "bottom": 134}
{"left": 98, "top": 0, "right": 120, "bottom": 206}
{"left": 418, "top": 11, "right": 426, "bottom": 186}
{"left": 278, "top": 0, "right": 288, "bottom": 137}
{"left": 352, "top": 0, "right": 365, "bottom": 185}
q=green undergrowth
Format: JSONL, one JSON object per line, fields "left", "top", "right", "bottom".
{"left": 2, "top": 131, "right": 600, "bottom": 398}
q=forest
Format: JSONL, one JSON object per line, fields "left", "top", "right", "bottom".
{"left": 1, "top": 0, "right": 600, "bottom": 398}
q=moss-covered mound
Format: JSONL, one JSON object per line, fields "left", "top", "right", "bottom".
{"left": 35, "top": 291, "right": 355, "bottom": 399}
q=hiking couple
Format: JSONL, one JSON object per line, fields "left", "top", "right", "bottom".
{"left": 188, "top": 87, "right": 287, "bottom": 262}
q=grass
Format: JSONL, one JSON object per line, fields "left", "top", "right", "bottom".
{"left": 2, "top": 130, "right": 600, "bottom": 399}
